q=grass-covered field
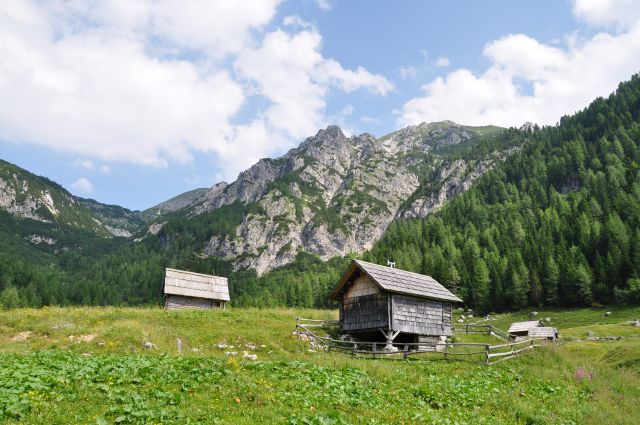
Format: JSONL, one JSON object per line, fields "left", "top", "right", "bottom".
{"left": 0, "top": 306, "right": 639, "bottom": 424}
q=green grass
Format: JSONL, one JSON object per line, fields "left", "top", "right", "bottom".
{"left": 0, "top": 306, "right": 639, "bottom": 424}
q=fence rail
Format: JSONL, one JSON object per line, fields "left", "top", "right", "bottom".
{"left": 296, "top": 318, "right": 547, "bottom": 365}
{"left": 459, "top": 323, "right": 514, "bottom": 341}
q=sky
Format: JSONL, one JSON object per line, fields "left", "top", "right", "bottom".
{"left": 1, "top": 0, "right": 640, "bottom": 210}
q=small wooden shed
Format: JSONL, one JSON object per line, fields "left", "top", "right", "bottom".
{"left": 163, "top": 268, "right": 230, "bottom": 309}
{"left": 527, "top": 326, "right": 558, "bottom": 341}
{"left": 507, "top": 320, "right": 542, "bottom": 337}
{"left": 330, "top": 260, "right": 462, "bottom": 349}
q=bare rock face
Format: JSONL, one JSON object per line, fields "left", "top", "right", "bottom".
{"left": 396, "top": 157, "right": 503, "bottom": 220}
{"left": 165, "top": 121, "right": 515, "bottom": 274}
{"left": 104, "top": 225, "right": 133, "bottom": 238}
{"left": 26, "top": 234, "right": 57, "bottom": 245}
{"left": 0, "top": 177, "right": 57, "bottom": 222}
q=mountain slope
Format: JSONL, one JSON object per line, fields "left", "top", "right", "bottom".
{"left": 0, "top": 159, "right": 142, "bottom": 260}
{"left": 3, "top": 75, "right": 639, "bottom": 311}
{"left": 139, "top": 188, "right": 209, "bottom": 222}
{"left": 362, "top": 74, "right": 640, "bottom": 312}
{"left": 147, "top": 121, "right": 519, "bottom": 274}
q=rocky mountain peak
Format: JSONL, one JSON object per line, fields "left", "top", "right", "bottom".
{"left": 163, "top": 121, "right": 516, "bottom": 274}
{"left": 519, "top": 122, "right": 537, "bottom": 133}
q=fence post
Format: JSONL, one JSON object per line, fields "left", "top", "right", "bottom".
{"left": 485, "top": 344, "right": 490, "bottom": 365}
{"left": 444, "top": 343, "right": 449, "bottom": 361}
{"left": 352, "top": 342, "right": 356, "bottom": 357}
{"left": 372, "top": 343, "right": 377, "bottom": 359}
{"left": 465, "top": 324, "right": 469, "bottom": 334}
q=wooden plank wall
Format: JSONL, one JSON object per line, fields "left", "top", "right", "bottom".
{"left": 391, "top": 295, "right": 451, "bottom": 336}
{"left": 340, "top": 274, "right": 389, "bottom": 331}
{"left": 443, "top": 303, "right": 452, "bottom": 329}
{"left": 164, "top": 294, "right": 222, "bottom": 310}
{"left": 340, "top": 294, "right": 388, "bottom": 331}
{"left": 343, "top": 275, "right": 379, "bottom": 299}
{"left": 340, "top": 274, "right": 388, "bottom": 331}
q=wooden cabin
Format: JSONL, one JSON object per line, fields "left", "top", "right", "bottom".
{"left": 330, "top": 260, "right": 462, "bottom": 349}
{"left": 507, "top": 320, "right": 542, "bottom": 337}
{"left": 527, "top": 326, "right": 558, "bottom": 341}
{"left": 163, "top": 268, "right": 230, "bottom": 309}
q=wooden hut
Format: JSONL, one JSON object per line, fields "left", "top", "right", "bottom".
{"left": 507, "top": 320, "right": 542, "bottom": 337}
{"left": 163, "top": 268, "right": 230, "bottom": 309}
{"left": 330, "top": 260, "right": 462, "bottom": 349}
{"left": 527, "top": 326, "right": 558, "bottom": 341}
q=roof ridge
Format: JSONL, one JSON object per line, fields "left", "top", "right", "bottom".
{"left": 354, "top": 259, "right": 438, "bottom": 280}
{"left": 166, "top": 267, "right": 227, "bottom": 280}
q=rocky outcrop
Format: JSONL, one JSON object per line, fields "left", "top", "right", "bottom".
{"left": 104, "top": 225, "right": 133, "bottom": 238}
{"left": 397, "top": 159, "right": 498, "bottom": 219}
{"left": 26, "top": 234, "right": 57, "bottom": 245}
{"left": 0, "top": 159, "right": 143, "bottom": 237}
{"left": 0, "top": 177, "right": 56, "bottom": 222}
{"left": 185, "top": 121, "right": 514, "bottom": 274}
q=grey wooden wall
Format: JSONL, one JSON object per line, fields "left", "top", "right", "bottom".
{"left": 164, "top": 294, "right": 223, "bottom": 310}
{"left": 391, "top": 295, "right": 452, "bottom": 336}
{"left": 340, "top": 293, "right": 389, "bottom": 331}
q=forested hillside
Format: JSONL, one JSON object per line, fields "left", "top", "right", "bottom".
{"left": 1, "top": 74, "right": 639, "bottom": 311}
{"left": 229, "top": 73, "right": 640, "bottom": 311}
{"left": 365, "top": 74, "right": 640, "bottom": 312}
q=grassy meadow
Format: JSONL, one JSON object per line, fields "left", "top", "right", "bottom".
{"left": 0, "top": 306, "right": 639, "bottom": 424}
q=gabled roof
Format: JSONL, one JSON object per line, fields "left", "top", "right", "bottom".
{"left": 163, "top": 268, "right": 230, "bottom": 301}
{"left": 331, "top": 260, "right": 462, "bottom": 303}
{"left": 507, "top": 320, "right": 542, "bottom": 333}
{"left": 528, "top": 327, "right": 558, "bottom": 338}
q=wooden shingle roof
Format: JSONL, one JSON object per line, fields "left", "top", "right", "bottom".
{"left": 163, "top": 268, "right": 230, "bottom": 301}
{"left": 507, "top": 320, "right": 542, "bottom": 334}
{"left": 331, "top": 260, "right": 462, "bottom": 303}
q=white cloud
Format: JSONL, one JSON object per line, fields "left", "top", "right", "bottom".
{"left": 398, "top": 49, "right": 450, "bottom": 79}
{"left": 74, "top": 159, "right": 110, "bottom": 174}
{"left": 71, "top": 177, "right": 93, "bottom": 193}
{"left": 283, "top": 15, "right": 313, "bottom": 29}
{"left": 48, "top": 0, "right": 282, "bottom": 57}
{"left": 341, "top": 105, "right": 354, "bottom": 116}
{"left": 435, "top": 57, "right": 450, "bottom": 67}
{"left": 233, "top": 28, "right": 392, "bottom": 171}
{"left": 572, "top": 0, "right": 640, "bottom": 30}
{"left": 399, "top": 18, "right": 640, "bottom": 127}
{"left": 74, "top": 159, "right": 96, "bottom": 171}
{"left": 0, "top": 1, "right": 391, "bottom": 182}
{"left": 398, "top": 66, "right": 417, "bottom": 80}
{"left": 314, "top": 0, "right": 333, "bottom": 11}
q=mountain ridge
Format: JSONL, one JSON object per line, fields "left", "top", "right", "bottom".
{"left": 1, "top": 74, "right": 639, "bottom": 310}
{"left": 142, "top": 120, "right": 522, "bottom": 274}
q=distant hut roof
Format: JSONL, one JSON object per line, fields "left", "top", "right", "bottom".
{"left": 528, "top": 327, "right": 558, "bottom": 338}
{"left": 163, "top": 268, "right": 230, "bottom": 301}
{"left": 331, "top": 260, "right": 462, "bottom": 303}
{"left": 507, "top": 320, "right": 542, "bottom": 334}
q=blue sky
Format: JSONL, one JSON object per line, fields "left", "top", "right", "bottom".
{"left": 1, "top": 0, "right": 639, "bottom": 210}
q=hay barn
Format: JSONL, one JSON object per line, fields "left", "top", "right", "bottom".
{"left": 507, "top": 320, "right": 543, "bottom": 337}
{"left": 330, "top": 260, "right": 462, "bottom": 349}
{"left": 163, "top": 268, "right": 230, "bottom": 309}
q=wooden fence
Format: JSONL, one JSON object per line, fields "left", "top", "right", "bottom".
{"left": 458, "top": 323, "right": 514, "bottom": 341}
{"left": 296, "top": 318, "right": 547, "bottom": 365}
